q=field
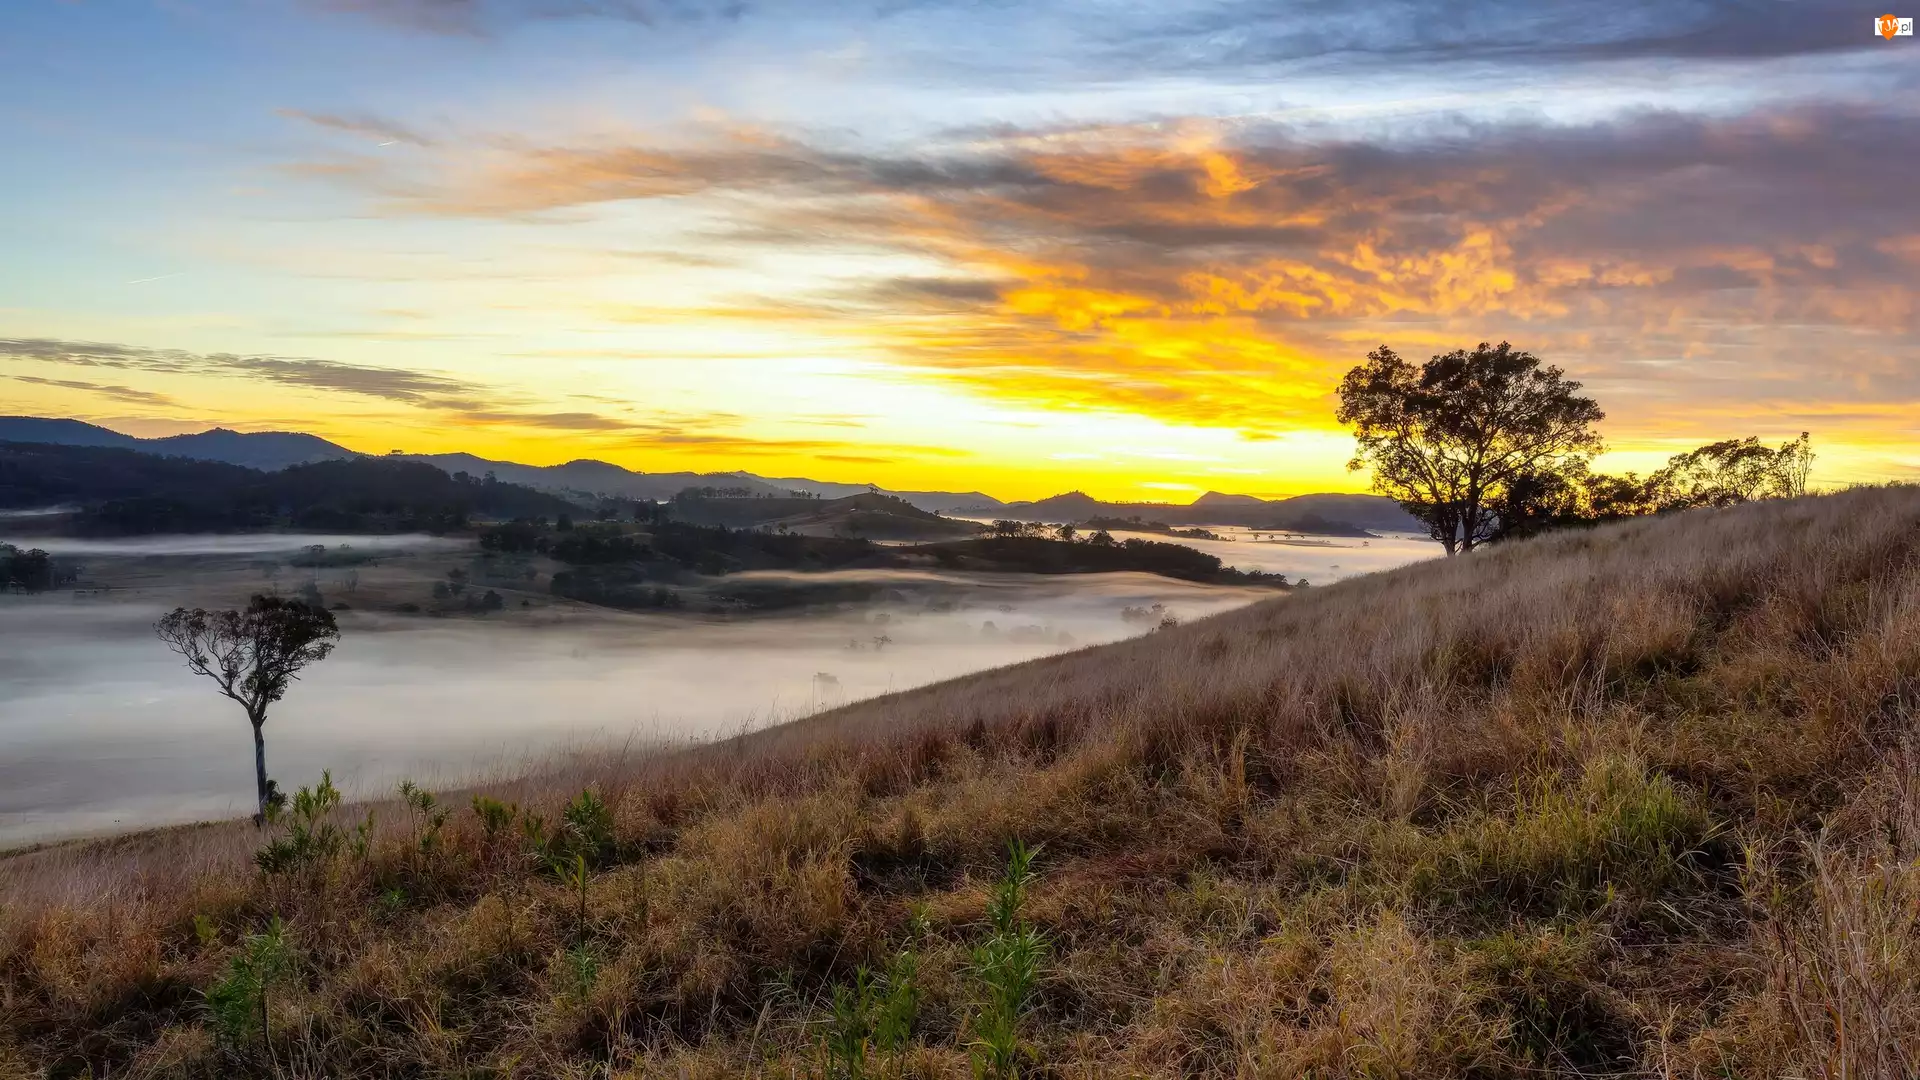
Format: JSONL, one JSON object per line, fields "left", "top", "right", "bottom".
{"left": 5, "top": 486, "right": 1920, "bottom": 1077}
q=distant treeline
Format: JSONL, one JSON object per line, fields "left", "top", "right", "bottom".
{"left": 923, "top": 535, "right": 1286, "bottom": 585}
{"left": 485, "top": 518, "right": 1289, "bottom": 605}
{"left": 0, "top": 542, "right": 77, "bottom": 592}
{"left": 0, "top": 442, "right": 578, "bottom": 534}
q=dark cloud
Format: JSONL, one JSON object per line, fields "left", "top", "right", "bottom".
{"left": 425, "top": 406, "right": 635, "bottom": 430}
{"left": 857, "top": 277, "right": 1009, "bottom": 306}
{"left": 0, "top": 338, "right": 479, "bottom": 404}
{"left": 8, "top": 375, "right": 178, "bottom": 408}
{"left": 1097, "top": 0, "right": 1875, "bottom": 76}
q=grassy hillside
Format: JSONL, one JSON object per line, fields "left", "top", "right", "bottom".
{"left": 6, "top": 487, "right": 1920, "bottom": 1077}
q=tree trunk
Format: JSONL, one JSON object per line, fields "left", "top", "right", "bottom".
{"left": 252, "top": 717, "right": 270, "bottom": 823}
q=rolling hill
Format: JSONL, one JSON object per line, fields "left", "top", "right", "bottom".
{"left": 0, "top": 417, "right": 353, "bottom": 471}
{"left": 0, "top": 442, "right": 577, "bottom": 533}
{"left": 0, "top": 417, "right": 1409, "bottom": 529}
{"left": 5, "top": 487, "right": 1914, "bottom": 1076}
{"left": 768, "top": 492, "right": 986, "bottom": 540}
{"left": 0, "top": 417, "right": 999, "bottom": 513}
{"left": 959, "top": 488, "right": 1425, "bottom": 534}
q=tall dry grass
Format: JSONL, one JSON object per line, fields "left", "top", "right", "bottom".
{"left": 6, "top": 485, "right": 1920, "bottom": 1077}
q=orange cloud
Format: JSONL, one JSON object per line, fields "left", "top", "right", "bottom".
{"left": 278, "top": 104, "right": 1920, "bottom": 461}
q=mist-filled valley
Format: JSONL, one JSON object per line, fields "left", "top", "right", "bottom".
{"left": 0, "top": 529, "right": 1439, "bottom": 844}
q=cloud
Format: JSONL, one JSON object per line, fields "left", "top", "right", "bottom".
{"left": 0, "top": 338, "right": 479, "bottom": 405}
{"left": 1097, "top": 0, "right": 1877, "bottom": 75}
{"left": 278, "top": 109, "right": 434, "bottom": 147}
{"left": 8, "top": 376, "right": 179, "bottom": 408}
{"left": 308, "top": 0, "right": 746, "bottom": 35}
{"left": 429, "top": 406, "right": 637, "bottom": 431}
{"left": 281, "top": 100, "right": 1920, "bottom": 441}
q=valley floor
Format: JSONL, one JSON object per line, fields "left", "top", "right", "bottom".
{"left": 6, "top": 488, "right": 1920, "bottom": 1077}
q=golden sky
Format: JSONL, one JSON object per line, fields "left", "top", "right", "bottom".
{"left": 3, "top": 1, "right": 1917, "bottom": 501}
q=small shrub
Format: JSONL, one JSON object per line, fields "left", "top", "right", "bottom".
{"left": 555, "top": 851, "right": 592, "bottom": 944}
{"left": 873, "top": 950, "right": 920, "bottom": 1056}
{"left": 561, "top": 788, "right": 616, "bottom": 867}
{"left": 472, "top": 795, "right": 518, "bottom": 839}
{"left": 555, "top": 942, "right": 599, "bottom": 1003}
{"left": 348, "top": 810, "right": 375, "bottom": 861}
{"left": 817, "top": 952, "right": 919, "bottom": 1080}
{"left": 399, "top": 780, "right": 448, "bottom": 854}
{"left": 822, "top": 966, "right": 877, "bottom": 1080}
{"left": 205, "top": 918, "right": 291, "bottom": 1047}
{"left": 254, "top": 772, "right": 343, "bottom": 874}
{"left": 968, "top": 839, "right": 1048, "bottom": 1080}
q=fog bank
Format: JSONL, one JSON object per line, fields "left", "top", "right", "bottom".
{"left": 0, "top": 571, "right": 1265, "bottom": 844}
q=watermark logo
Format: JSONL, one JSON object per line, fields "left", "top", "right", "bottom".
{"left": 1878, "top": 13, "right": 1914, "bottom": 37}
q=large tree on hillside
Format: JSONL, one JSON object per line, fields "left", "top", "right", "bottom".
{"left": 156, "top": 595, "right": 339, "bottom": 822}
{"left": 1336, "top": 342, "right": 1605, "bottom": 554}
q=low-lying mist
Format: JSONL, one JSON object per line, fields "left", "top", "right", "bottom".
{"left": 0, "top": 532, "right": 465, "bottom": 557}
{"left": 0, "top": 570, "right": 1256, "bottom": 844}
{"left": 0, "top": 528, "right": 1440, "bottom": 845}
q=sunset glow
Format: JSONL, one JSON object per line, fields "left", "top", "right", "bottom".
{"left": 4, "top": 1, "right": 1916, "bottom": 499}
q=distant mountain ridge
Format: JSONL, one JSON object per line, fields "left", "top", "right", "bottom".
{"left": 0, "top": 417, "right": 354, "bottom": 470}
{"left": 0, "top": 416, "right": 1413, "bottom": 530}
{"left": 0, "top": 418, "right": 997, "bottom": 512}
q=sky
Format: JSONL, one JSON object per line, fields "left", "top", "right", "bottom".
{"left": 1, "top": 0, "right": 1916, "bottom": 501}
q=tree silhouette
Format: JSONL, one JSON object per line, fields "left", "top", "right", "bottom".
{"left": 1337, "top": 342, "right": 1604, "bottom": 554}
{"left": 1647, "top": 432, "right": 1813, "bottom": 510}
{"left": 155, "top": 595, "right": 339, "bottom": 822}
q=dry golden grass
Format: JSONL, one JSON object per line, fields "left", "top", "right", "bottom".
{"left": 8, "top": 485, "right": 1920, "bottom": 1077}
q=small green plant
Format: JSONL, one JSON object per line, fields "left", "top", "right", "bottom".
{"left": 818, "top": 952, "right": 919, "bottom": 1080}
{"left": 873, "top": 951, "right": 920, "bottom": 1058}
{"left": 561, "top": 788, "right": 615, "bottom": 867}
{"left": 822, "top": 967, "right": 877, "bottom": 1080}
{"left": 472, "top": 794, "right": 519, "bottom": 839}
{"left": 968, "top": 839, "right": 1047, "bottom": 1080}
{"left": 554, "top": 851, "right": 592, "bottom": 944}
{"left": 348, "top": 809, "right": 375, "bottom": 860}
{"left": 206, "top": 917, "right": 292, "bottom": 1047}
{"left": 254, "top": 772, "right": 343, "bottom": 874}
{"left": 192, "top": 914, "right": 219, "bottom": 949}
{"left": 398, "top": 779, "right": 448, "bottom": 854}
{"left": 520, "top": 809, "right": 550, "bottom": 856}
{"left": 556, "top": 942, "right": 599, "bottom": 1003}
{"left": 377, "top": 886, "right": 408, "bottom": 919}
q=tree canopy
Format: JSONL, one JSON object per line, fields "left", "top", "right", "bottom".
{"left": 1336, "top": 342, "right": 1605, "bottom": 554}
{"left": 1647, "top": 432, "right": 1813, "bottom": 510}
{"left": 155, "top": 595, "right": 340, "bottom": 819}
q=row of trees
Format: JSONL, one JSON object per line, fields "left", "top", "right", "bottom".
{"left": 1336, "top": 343, "right": 1814, "bottom": 554}
{"left": 0, "top": 543, "right": 76, "bottom": 592}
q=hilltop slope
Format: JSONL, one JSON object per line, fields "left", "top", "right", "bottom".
{"left": 7, "top": 487, "right": 1920, "bottom": 1077}
{"left": 771, "top": 492, "right": 984, "bottom": 540}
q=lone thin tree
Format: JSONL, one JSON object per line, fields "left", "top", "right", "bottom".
{"left": 1336, "top": 341, "right": 1605, "bottom": 555}
{"left": 155, "top": 594, "right": 339, "bottom": 821}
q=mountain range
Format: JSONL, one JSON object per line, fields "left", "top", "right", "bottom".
{"left": 0, "top": 416, "right": 1420, "bottom": 532}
